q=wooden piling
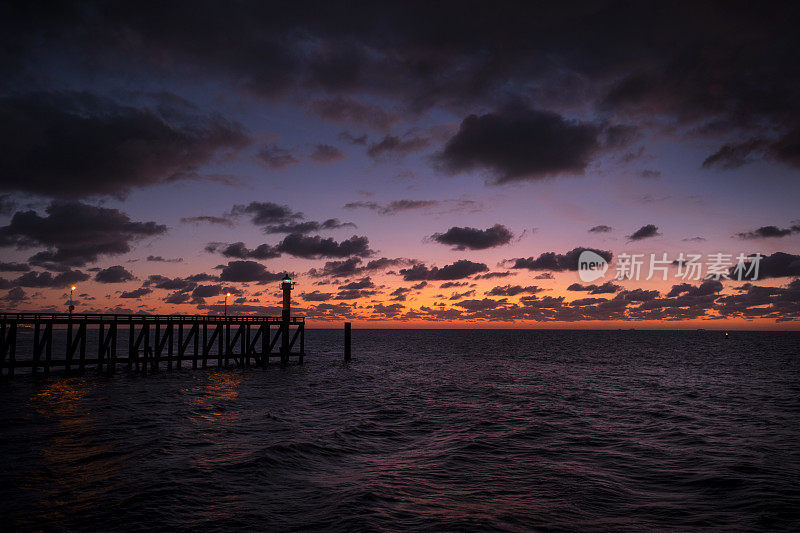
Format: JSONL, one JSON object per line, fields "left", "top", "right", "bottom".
{"left": 344, "top": 322, "right": 351, "bottom": 361}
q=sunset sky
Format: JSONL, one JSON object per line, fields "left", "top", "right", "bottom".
{"left": 1, "top": 1, "right": 799, "bottom": 328}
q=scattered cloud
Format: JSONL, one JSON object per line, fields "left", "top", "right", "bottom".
{"left": 218, "top": 260, "right": 284, "bottom": 283}
{"left": 309, "top": 144, "right": 345, "bottom": 163}
{"left": 13, "top": 269, "right": 89, "bottom": 288}
{"left": 588, "top": 225, "right": 613, "bottom": 233}
{"left": 506, "top": 248, "right": 613, "bottom": 272}
{"left": 736, "top": 225, "right": 800, "bottom": 239}
{"left": 367, "top": 134, "right": 430, "bottom": 158}
{"left": 94, "top": 265, "right": 135, "bottom": 283}
{"left": 400, "top": 260, "right": 488, "bottom": 281}
{"left": 276, "top": 234, "right": 373, "bottom": 259}
{"left": 627, "top": 224, "right": 660, "bottom": 241}
{"left": 309, "top": 97, "right": 400, "bottom": 131}
{"left": 257, "top": 144, "right": 298, "bottom": 169}
{"left": 431, "top": 224, "right": 513, "bottom": 250}
{"left": 0, "top": 201, "right": 166, "bottom": 267}
{"left": 181, "top": 215, "right": 235, "bottom": 227}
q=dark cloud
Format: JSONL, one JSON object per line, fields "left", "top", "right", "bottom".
{"left": 13, "top": 269, "right": 88, "bottom": 288}
{"left": 310, "top": 97, "right": 399, "bottom": 131}
{"left": 0, "top": 201, "right": 166, "bottom": 267}
{"left": 94, "top": 265, "right": 134, "bottom": 283}
{"left": 335, "top": 288, "right": 378, "bottom": 300}
{"left": 627, "top": 224, "right": 660, "bottom": 241}
{"left": 431, "top": 224, "right": 513, "bottom": 250}
{"left": 614, "top": 289, "right": 659, "bottom": 302}
{"left": 666, "top": 280, "right": 723, "bottom": 298}
{"left": 474, "top": 272, "right": 515, "bottom": 279}
{"left": 345, "top": 199, "right": 435, "bottom": 214}
{"left": 263, "top": 219, "right": 356, "bottom": 234}
{"left": 334, "top": 277, "right": 377, "bottom": 300}
{"left": 310, "top": 144, "right": 345, "bottom": 163}
{"left": 205, "top": 241, "right": 281, "bottom": 260}
{"left": 716, "top": 279, "right": 800, "bottom": 320}
{"left": 143, "top": 275, "right": 196, "bottom": 292}
{"left": 218, "top": 261, "right": 284, "bottom": 283}
{"left": 367, "top": 135, "right": 430, "bottom": 158}
{"left": 731, "top": 252, "right": 800, "bottom": 280}
{"left": 180, "top": 215, "right": 235, "bottom": 227}
{"left": 448, "top": 290, "right": 476, "bottom": 300}
{"left": 736, "top": 225, "right": 800, "bottom": 239}
{"left": 390, "top": 287, "right": 411, "bottom": 301}
{"left": 567, "top": 281, "right": 621, "bottom": 294}
{"left": 164, "top": 291, "right": 192, "bottom": 305}
{"left": 257, "top": 144, "right": 298, "bottom": 169}
{"left": 400, "top": 260, "right": 488, "bottom": 281}
{"left": 146, "top": 255, "right": 183, "bottom": 263}
{"left": 0, "top": 262, "right": 30, "bottom": 272}
{"left": 191, "top": 284, "right": 224, "bottom": 303}
{"left": 455, "top": 298, "right": 506, "bottom": 312}
{"left": 2, "top": 287, "right": 27, "bottom": 303}
{"left": 702, "top": 134, "right": 800, "bottom": 171}
{"left": 5, "top": 3, "right": 800, "bottom": 174}
{"left": 120, "top": 287, "right": 152, "bottom": 299}
{"left": 344, "top": 199, "right": 480, "bottom": 215}
{"left": 436, "top": 105, "right": 601, "bottom": 183}
{"left": 308, "top": 257, "right": 416, "bottom": 278}
{"left": 440, "top": 282, "right": 468, "bottom": 289}
{"left": 0, "top": 91, "right": 249, "bottom": 198}
{"left": 588, "top": 225, "right": 613, "bottom": 233}
{"left": 371, "top": 303, "right": 405, "bottom": 318}
{"left": 276, "top": 234, "right": 373, "bottom": 259}
{"left": 339, "top": 278, "right": 375, "bottom": 290}
{"left": 507, "top": 247, "right": 613, "bottom": 272}
{"left": 702, "top": 140, "right": 767, "bottom": 169}
{"left": 0, "top": 195, "right": 16, "bottom": 215}
{"left": 229, "top": 201, "right": 352, "bottom": 235}
{"left": 308, "top": 257, "right": 363, "bottom": 278}
{"left": 300, "top": 290, "right": 334, "bottom": 302}
{"left": 231, "top": 201, "right": 302, "bottom": 227}
{"left": 485, "top": 285, "right": 544, "bottom": 296}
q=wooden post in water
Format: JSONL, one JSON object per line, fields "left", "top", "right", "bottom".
{"left": 344, "top": 322, "right": 351, "bottom": 362}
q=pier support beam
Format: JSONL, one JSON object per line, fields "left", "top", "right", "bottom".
{"left": 0, "top": 313, "right": 307, "bottom": 376}
{"left": 344, "top": 322, "right": 351, "bottom": 362}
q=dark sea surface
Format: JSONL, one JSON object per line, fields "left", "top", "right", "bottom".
{"left": 1, "top": 329, "right": 799, "bottom": 532}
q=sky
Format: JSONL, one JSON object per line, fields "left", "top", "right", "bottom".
{"left": 0, "top": 1, "right": 799, "bottom": 328}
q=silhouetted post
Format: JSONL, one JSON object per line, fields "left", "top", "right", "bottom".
{"left": 344, "top": 322, "right": 351, "bottom": 361}
{"left": 281, "top": 273, "right": 294, "bottom": 364}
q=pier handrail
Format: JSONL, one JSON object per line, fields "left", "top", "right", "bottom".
{"left": 0, "top": 312, "right": 304, "bottom": 323}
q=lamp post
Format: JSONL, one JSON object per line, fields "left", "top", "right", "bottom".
{"left": 69, "top": 285, "right": 76, "bottom": 315}
{"left": 224, "top": 292, "right": 230, "bottom": 317}
{"left": 280, "top": 273, "right": 294, "bottom": 363}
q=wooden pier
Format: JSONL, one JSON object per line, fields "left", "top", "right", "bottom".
{"left": 0, "top": 313, "right": 305, "bottom": 376}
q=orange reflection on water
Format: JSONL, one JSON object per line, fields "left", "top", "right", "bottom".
{"left": 182, "top": 371, "right": 253, "bottom": 468}
{"left": 24, "top": 378, "right": 121, "bottom": 517}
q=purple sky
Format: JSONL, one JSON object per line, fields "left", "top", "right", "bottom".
{"left": 1, "top": 2, "right": 799, "bottom": 327}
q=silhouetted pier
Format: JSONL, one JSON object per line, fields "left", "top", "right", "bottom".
{"left": 0, "top": 312, "right": 305, "bottom": 376}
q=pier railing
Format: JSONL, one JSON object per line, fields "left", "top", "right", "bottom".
{"left": 0, "top": 313, "right": 305, "bottom": 376}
